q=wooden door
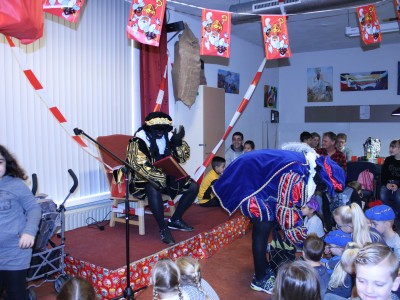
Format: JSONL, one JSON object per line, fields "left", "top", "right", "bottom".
{"left": 202, "top": 86, "right": 225, "bottom": 159}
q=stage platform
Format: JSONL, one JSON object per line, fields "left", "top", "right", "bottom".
{"left": 62, "top": 204, "right": 250, "bottom": 299}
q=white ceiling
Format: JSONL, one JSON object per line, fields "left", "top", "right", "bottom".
{"left": 166, "top": 0, "right": 400, "bottom": 53}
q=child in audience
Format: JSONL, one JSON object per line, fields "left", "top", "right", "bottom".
{"left": 380, "top": 139, "right": 400, "bottom": 215}
{"left": 347, "top": 181, "right": 365, "bottom": 208}
{"left": 365, "top": 205, "right": 400, "bottom": 260}
{"left": 311, "top": 132, "right": 321, "bottom": 150}
{"left": 56, "top": 277, "right": 96, "bottom": 300}
{"left": 176, "top": 256, "right": 219, "bottom": 300}
{"left": 333, "top": 203, "right": 384, "bottom": 247}
{"left": 151, "top": 258, "right": 189, "bottom": 300}
{"left": 302, "top": 234, "right": 331, "bottom": 296}
{"left": 0, "top": 145, "right": 41, "bottom": 300}
{"left": 300, "top": 131, "right": 313, "bottom": 146}
{"left": 273, "top": 260, "right": 321, "bottom": 300}
{"left": 354, "top": 243, "right": 400, "bottom": 300}
{"left": 336, "top": 133, "right": 352, "bottom": 162}
{"left": 301, "top": 197, "right": 325, "bottom": 238}
{"left": 198, "top": 156, "right": 225, "bottom": 207}
{"left": 325, "top": 242, "right": 360, "bottom": 299}
{"left": 322, "top": 230, "right": 352, "bottom": 274}
{"left": 243, "top": 140, "right": 255, "bottom": 152}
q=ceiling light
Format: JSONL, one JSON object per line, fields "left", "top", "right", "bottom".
{"left": 392, "top": 107, "right": 400, "bottom": 116}
{"left": 345, "top": 21, "right": 399, "bottom": 37}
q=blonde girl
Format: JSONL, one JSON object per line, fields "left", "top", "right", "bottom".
{"left": 175, "top": 257, "right": 219, "bottom": 300}
{"left": 333, "top": 203, "right": 383, "bottom": 247}
{"left": 151, "top": 258, "right": 189, "bottom": 300}
{"left": 326, "top": 242, "right": 360, "bottom": 298}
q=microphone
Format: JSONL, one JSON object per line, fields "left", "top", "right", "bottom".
{"left": 73, "top": 128, "right": 83, "bottom": 135}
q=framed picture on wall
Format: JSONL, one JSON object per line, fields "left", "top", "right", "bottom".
{"left": 217, "top": 69, "right": 240, "bottom": 94}
{"left": 271, "top": 110, "right": 279, "bottom": 123}
{"left": 307, "top": 66, "right": 333, "bottom": 102}
{"left": 340, "top": 71, "right": 388, "bottom": 91}
{"left": 264, "top": 85, "right": 278, "bottom": 108}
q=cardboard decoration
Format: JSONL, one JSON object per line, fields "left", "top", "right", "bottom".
{"left": 0, "top": 0, "right": 44, "bottom": 44}
{"left": 356, "top": 5, "right": 382, "bottom": 45}
{"left": 126, "top": 0, "right": 166, "bottom": 47}
{"left": 200, "top": 9, "right": 231, "bottom": 58}
{"left": 171, "top": 23, "right": 201, "bottom": 107}
{"left": 394, "top": 0, "right": 400, "bottom": 22}
{"left": 261, "top": 15, "right": 292, "bottom": 60}
{"left": 43, "top": 0, "right": 85, "bottom": 24}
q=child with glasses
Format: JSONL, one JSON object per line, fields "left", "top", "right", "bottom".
{"left": 333, "top": 203, "right": 384, "bottom": 247}
{"left": 322, "top": 230, "right": 352, "bottom": 274}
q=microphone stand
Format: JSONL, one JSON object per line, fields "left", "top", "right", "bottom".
{"left": 74, "top": 128, "right": 157, "bottom": 299}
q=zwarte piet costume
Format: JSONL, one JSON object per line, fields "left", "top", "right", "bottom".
{"left": 213, "top": 143, "right": 345, "bottom": 293}
{"left": 126, "top": 112, "right": 199, "bottom": 245}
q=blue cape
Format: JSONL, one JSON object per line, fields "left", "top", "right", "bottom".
{"left": 213, "top": 149, "right": 311, "bottom": 215}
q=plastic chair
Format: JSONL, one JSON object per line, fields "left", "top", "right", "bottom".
{"left": 346, "top": 161, "right": 379, "bottom": 201}
{"left": 96, "top": 134, "right": 175, "bottom": 235}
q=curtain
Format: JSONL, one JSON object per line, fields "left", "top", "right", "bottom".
{"left": 140, "top": 23, "right": 169, "bottom": 122}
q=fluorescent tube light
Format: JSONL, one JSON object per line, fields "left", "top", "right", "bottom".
{"left": 345, "top": 21, "right": 399, "bottom": 37}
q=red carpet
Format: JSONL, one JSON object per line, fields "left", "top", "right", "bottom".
{"left": 59, "top": 204, "right": 249, "bottom": 299}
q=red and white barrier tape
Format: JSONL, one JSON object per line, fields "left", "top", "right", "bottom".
{"left": 5, "top": 35, "right": 112, "bottom": 171}
{"left": 153, "top": 63, "right": 168, "bottom": 112}
{"left": 193, "top": 58, "right": 267, "bottom": 181}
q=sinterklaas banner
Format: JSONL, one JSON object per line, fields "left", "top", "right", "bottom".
{"left": 42, "top": 0, "right": 85, "bottom": 23}
{"left": 356, "top": 5, "right": 382, "bottom": 45}
{"left": 127, "top": 0, "right": 166, "bottom": 47}
{"left": 200, "top": 9, "right": 231, "bottom": 58}
{"left": 261, "top": 15, "right": 291, "bottom": 60}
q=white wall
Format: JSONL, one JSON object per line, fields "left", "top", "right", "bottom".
{"left": 278, "top": 43, "right": 399, "bottom": 157}
{"left": 166, "top": 11, "right": 279, "bottom": 156}
{"left": 0, "top": 0, "right": 138, "bottom": 206}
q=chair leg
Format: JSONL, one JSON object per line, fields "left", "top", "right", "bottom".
{"left": 137, "top": 200, "right": 146, "bottom": 235}
{"left": 168, "top": 200, "right": 176, "bottom": 216}
{"left": 109, "top": 199, "right": 118, "bottom": 227}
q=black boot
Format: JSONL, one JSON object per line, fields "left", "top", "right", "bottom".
{"left": 160, "top": 227, "right": 175, "bottom": 245}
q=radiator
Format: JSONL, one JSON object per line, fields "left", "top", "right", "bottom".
{"left": 64, "top": 201, "right": 111, "bottom": 231}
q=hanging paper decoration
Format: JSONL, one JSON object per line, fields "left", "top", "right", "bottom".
{"left": 356, "top": 5, "right": 382, "bottom": 45}
{"left": 42, "top": 0, "right": 85, "bottom": 23}
{"left": 394, "top": 0, "right": 400, "bottom": 22}
{"left": 126, "top": 0, "right": 166, "bottom": 47}
{"left": 261, "top": 16, "right": 291, "bottom": 60}
{"left": 0, "top": 0, "right": 44, "bottom": 44}
{"left": 200, "top": 9, "right": 231, "bottom": 58}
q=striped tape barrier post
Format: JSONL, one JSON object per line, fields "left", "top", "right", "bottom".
{"left": 193, "top": 57, "right": 267, "bottom": 182}
{"left": 153, "top": 63, "right": 168, "bottom": 112}
{"left": 5, "top": 35, "right": 112, "bottom": 170}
